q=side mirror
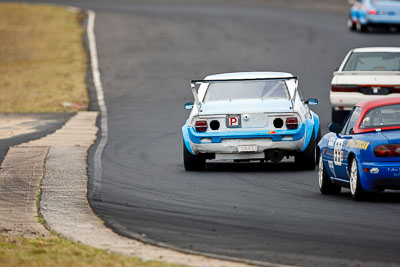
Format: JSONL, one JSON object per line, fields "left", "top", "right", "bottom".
{"left": 184, "top": 102, "right": 194, "bottom": 110}
{"left": 328, "top": 123, "right": 341, "bottom": 134}
{"left": 305, "top": 98, "right": 318, "bottom": 106}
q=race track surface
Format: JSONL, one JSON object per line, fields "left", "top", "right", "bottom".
{"left": 8, "top": 0, "right": 400, "bottom": 265}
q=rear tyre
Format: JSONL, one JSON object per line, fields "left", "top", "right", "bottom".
{"left": 183, "top": 142, "right": 205, "bottom": 171}
{"left": 316, "top": 127, "right": 322, "bottom": 144}
{"left": 331, "top": 108, "right": 348, "bottom": 125}
{"left": 349, "top": 157, "right": 366, "bottom": 201}
{"left": 356, "top": 22, "right": 367, "bottom": 32}
{"left": 295, "top": 129, "right": 316, "bottom": 170}
{"left": 315, "top": 127, "right": 322, "bottom": 165}
{"left": 318, "top": 154, "right": 341, "bottom": 194}
{"left": 347, "top": 17, "right": 356, "bottom": 31}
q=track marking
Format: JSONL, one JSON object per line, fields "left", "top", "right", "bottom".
{"left": 87, "top": 9, "right": 107, "bottom": 201}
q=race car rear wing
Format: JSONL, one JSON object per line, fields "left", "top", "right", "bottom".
{"left": 190, "top": 76, "right": 299, "bottom": 110}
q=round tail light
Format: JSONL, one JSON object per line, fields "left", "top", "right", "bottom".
{"left": 195, "top": 120, "right": 208, "bottom": 132}
{"left": 286, "top": 117, "right": 298, "bottom": 130}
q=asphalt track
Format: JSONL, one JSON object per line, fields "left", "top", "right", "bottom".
{"left": 7, "top": 0, "right": 400, "bottom": 266}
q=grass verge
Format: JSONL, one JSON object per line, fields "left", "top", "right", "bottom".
{"left": 0, "top": 3, "right": 184, "bottom": 267}
{"left": 0, "top": 235, "right": 186, "bottom": 267}
{"left": 0, "top": 3, "right": 88, "bottom": 112}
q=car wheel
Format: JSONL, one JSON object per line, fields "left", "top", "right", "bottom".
{"left": 349, "top": 157, "right": 366, "bottom": 201}
{"left": 347, "top": 17, "right": 356, "bottom": 31}
{"left": 183, "top": 142, "right": 205, "bottom": 171}
{"left": 356, "top": 22, "right": 367, "bottom": 32}
{"left": 318, "top": 154, "right": 341, "bottom": 194}
{"left": 331, "top": 108, "right": 348, "bottom": 125}
{"left": 316, "top": 128, "right": 322, "bottom": 165}
{"left": 295, "top": 128, "right": 316, "bottom": 170}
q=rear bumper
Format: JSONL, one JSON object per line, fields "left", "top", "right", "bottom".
{"left": 192, "top": 137, "right": 304, "bottom": 154}
{"left": 367, "top": 22, "right": 400, "bottom": 27}
{"left": 354, "top": 13, "right": 400, "bottom": 26}
{"left": 330, "top": 92, "right": 400, "bottom": 111}
{"left": 365, "top": 14, "right": 400, "bottom": 26}
{"left": 185, "top": 125, "right": 306, "bottom": 160}
{"left": 360, "top": 161, "right": 400, "bottom": 191}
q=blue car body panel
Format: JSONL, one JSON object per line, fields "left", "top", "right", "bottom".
{"left": 182, "top": 111, "right": 319, "bottom": 155}
{"left": 318, "top": 129, "right": 400, "bottom": 192}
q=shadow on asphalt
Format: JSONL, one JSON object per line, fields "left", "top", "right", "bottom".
{"left": 319, "top": 190, "right": 400, "bottom": 203}
{"left": 204, "top": 161, "right": 303, "bottom": 172}
{"left": 363, "top": 192, "right": 400, "bottom": 203}
{"left": 357, "top": 27, "right": 400, "bottom": 34}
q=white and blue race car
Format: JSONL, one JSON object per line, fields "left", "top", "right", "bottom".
{"left": 182, "top": 72, "right": 320, "bottom": 171}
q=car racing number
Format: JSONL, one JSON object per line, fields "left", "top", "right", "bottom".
{"left": 333, "top": 139, "right": 345, "bottom": 166}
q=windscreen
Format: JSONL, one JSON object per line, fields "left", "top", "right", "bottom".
{"left": 343, "top": 52, "right": 400, "bottom": 71}
{"left": 360, "top": 104, "right": 400, "bottom": 129}
{"left": 203, "top": 80, "right": 289, "bottom": 102}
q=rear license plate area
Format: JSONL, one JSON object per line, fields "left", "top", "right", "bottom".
{"left": 237, "top": 145, "right": 258, "bottom": 152}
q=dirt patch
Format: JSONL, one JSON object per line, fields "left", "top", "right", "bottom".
{"left": 0, "top": 115, "right": 59, "bottom": 140}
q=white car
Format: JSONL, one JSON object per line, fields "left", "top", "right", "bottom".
{"left": 182, "top": 72, "right": 321, "bottom": 171}
{"left": 330, "top": 47, "right": 400, "bottom": 124}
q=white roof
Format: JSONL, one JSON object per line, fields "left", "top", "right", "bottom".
{"left": 352, "top": 47, "right": 400, "bottom": 53}
{"left": 204, "top": 72, "right": 294, "bottom": 80}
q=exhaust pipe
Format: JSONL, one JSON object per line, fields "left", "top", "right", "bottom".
{"left": 266, "top": 149, "right": 284, "bottom": 163}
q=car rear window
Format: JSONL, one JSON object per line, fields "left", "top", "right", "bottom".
{"left": 343, "top": 52, "right": 400, "bottom": 71}
{"left": 203, "top": 80, "right": 289, "bottom": 102}
{"left": 360, "top": 103, "right": 400, "bottom": 129}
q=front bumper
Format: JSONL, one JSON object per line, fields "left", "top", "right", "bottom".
{"left": 360, "top": 161, "right": 400, "bottom": 191}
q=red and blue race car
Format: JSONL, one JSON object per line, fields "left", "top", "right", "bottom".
{"left": 318, "top": 97, "right": 400, "bottom": 200}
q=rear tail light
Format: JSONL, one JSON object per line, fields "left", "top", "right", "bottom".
{"left": 286, "top": 117, "right": 298, "bottom": 129}
{"left": 331, "top": 85, "right": 358, "bottom": 92}
{"left": 332, "top": 84, "right": 400, "bottom": 93}
{"left": 374, "top": 144, "right": 400, "bottom": 157}
{"left": 369, "top": 9, "right": 377, "bottom": 15}
{"left": 195, "top": 120, "right": 208, "bottom": 132}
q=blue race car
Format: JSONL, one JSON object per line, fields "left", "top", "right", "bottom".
{"left": 318, "top": 97, "right": 400, "bottom": 200}
{"left": 182, "top": 72, "right": 320, "bottom": 171}
{"left": 347, "top": 0, "right": 400, "bottom": 32}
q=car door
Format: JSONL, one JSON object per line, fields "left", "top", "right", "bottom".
{"left": 332, "top": 107, "right": 361, "bottom": 180}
